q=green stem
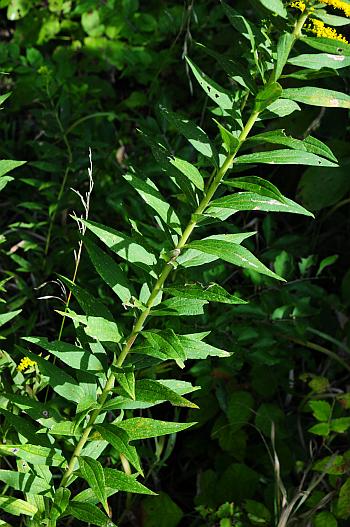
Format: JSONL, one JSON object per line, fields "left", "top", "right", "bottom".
{"left": 57, "top": 9, "right": 309, "bottom": 493}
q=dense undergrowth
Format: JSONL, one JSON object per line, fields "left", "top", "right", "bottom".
{"left": 1, "top": 1, "right": 350, "bottom": 526}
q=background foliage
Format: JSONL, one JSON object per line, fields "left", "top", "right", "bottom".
{"left": 1, "top": 0, "right": 350, "bottom": 526}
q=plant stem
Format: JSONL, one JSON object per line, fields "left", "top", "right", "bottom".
{"left": 58, "top": 9, "right": 309, "bottom": 491}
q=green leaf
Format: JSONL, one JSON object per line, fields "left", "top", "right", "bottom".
{"left": 0, "top": 497, "right": 37, "bottom": 517}
{"left": 168, "top": 156, "right": 204, "bottom": 191}
{"left": 141, "top": 492, "right": 183, "bottom": 527}
{"left": 0, "top": 470, "right": 51, "bottom": 495}
{"left": 298, "top": 165, "right": 350, "bottom": 210}
{"left": 74, "top": 469, "right": 156, "bottom": 501}
{"left": 82, "top": 219, "right": 157, "bottom": 269}
{"left": 59, "top": 276, "right": 114, "bottom": 322}
{"left": 165, "top": 283, "right": 247, "bottom": 304}
{"left": 0, "top": 93, "right": 12, "bottom": 106}
{"left": 214, "top": 120, "right": 240, "bottom": 154}
{"left": 330, "top": 417, "right": 350, "bottom": 433}
{"left": 0, "top": 160, "right": 26, "bottom": 177}
{"left": 134, "top": 379, "right": 198, "bottom": 408}
{"left": 124, "top": 172, "right": 182, "bottom": 231}
{"left": 208, "top": 192, "right": 313, "bottom": 217}
{"left": 0, "top": 444, "right": 66, "bottom": 467}
{"left": 179, "top": 334, "right": 231, "bottom": 359}
{"left": 187, "top": 239, "right": 284, "bottom": 280}
{"left": 262, "top": 98, "right": 300, "bottom": 118}
{"left": 159, "top": 105, "right": 216, "bottom": 161}
{"left": 186, "top": 57, "right": 235, "bottom": 111}
{"left": 18, "top": 347, "right": 85, "bottom": 403}
{"left": 116, "top": 418, "right": 195, "bottom": 440}
{"left": 313, "top": 511, "right": 338, "bottom": 527}
{"left": 79, "top": 457, "right": 108, "bottom": 514}
{"left": 317, "top": 255, "right": 338, "bottom": 276}
{"left": 289, "top": 52, "right": 350, "bottom": 70}
{"left": 66, "top": 502, "right": 116, "bottom": 527}
{"left": 0, "top": 408, "right": 51, "bottom": 447}
{"left": 227, "top": 391, "right": 254, "bottom": 432}
{"left": 275, "top": 33, "right": 294, "bottom": 79}
{"left": 309, "top": 400, "right": 332, "bottom": 421}
{"left": 283, "top": 87, "right": 350, "bottom": 108}
{"left": 85, "top": 238, "right": 135, "bottom": 303}
{"left": 50, "top": 488, "right": 70, "bottom": 523}
{"left": 177, "top": 232, "right": 255, "bottom": 268}
{"left": 150, "top": 296, "right": 207, "bottom": 316}
{"left": 235, "top": 149, "right": 337, "bottom": 167}
{"left": 245, "top": 130, "right": 337, "bottom": 162}
{"left": 23, "top": 336, "right": 104, "bottom": 372}
{"left": 112, "top": 366, "right": 135, "bottom": 400}
{"left": 196, "top": 44, "right": 256, "bottom": 92}
{"left": 336, "top": 478, "right": 350, "bottom": 519}
{"left": 255, "top": 0, "right": 287, "bottom": 18}
{"left": 254, "top": 82, "right": 282, "bottom": 112}
{"left": 301, "top": 36, "right": 350, "bottom": 56}
{"left": 140, "top": 330, "right": 186, "bottom": 360}
{"left": 0, "top": 310, "right": 21, "bottom": 328}
{"left": 95, "top": 424, "right": 143, "bottom": 474}
{"left": 308, "top": 423, "right": 330, "bottom": 436}
{"left": 56, "top": 311, "right": 122, "bottom": 343}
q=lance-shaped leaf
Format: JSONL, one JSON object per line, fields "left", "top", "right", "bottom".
{"left": 59, "top": 276, "right": 114, "bottom": 322}
{"left": 254, "top": 82, "right": 282, "bottom": 112}
{"left": 23, "top": 337, "right": 104, "bottom": 372}
{"left": 256, "top": 0, "right": 287, "bottom": 17}
{"left": 66, "top": 502, "right": 117, "bottom": 527}
{"left": 159, "top": 105, "right": 217, "bottom": 162}
{"left": 124, "top": 172, "right": 182, "bottom": 232}
{"left": 283, "top": 87, "right": 350, "bottom": 108}
{"left": 301, "top": 36, "right": 350, "bottom": 56}
{"left": 235, "top": 149, "right": 337, "bottom": 167}
{"left": 196, "top": 43, "right": 256, "bottom": 92}
{"left": 112, "top": 366, "right": 135, "bottom": 399}
{"left": 18, "top": 347, "right": 84, "bottom": 403}
{"left": 2, "top": 392, "right": 61, "bottom": 422}
{"left": 0, "top": 497, "right": 37, "bottom": 517}
{"left": 245, "top": 131, "right": 337, "bottom": 162}
{"left": 82, "top": 219, "right": 157, "bottom": 269}
{"left": 133, "top": 379, "right": 198, "bottom": 408}
{"left": 0, "top": 408, "right": 51, "bottom": 447}
{"left": 207, "top": 192, "right": 313, "bottom": 217}
{"left": 150, "top": 296, "right": 208, "bottom": 316}
{"left": 116, "top": 418, "right": 195, "bottom": 440}
{"left": 79, "top": 457, "right": 108, "bottom": 515}
{"left": 289, "top": 52, "right": 350, "bottom": 70}
{"left": 50, "top": 488, "right": 70, "bottom": 524}
{"left": 0, "top": 444, "right": 66, "bottom": 467}
{"left": 95, "top": 425, "right": 143, "bottom": 474}
{"left": 165, "top": 283, "right": 247, "bottom": 304}
{"left": 179, "top": 334, "right": 231, "bottom": 360}
{"left": 168, "top": 156, "right": 204, "bottom": 191}
{"left": 186, "top": 57, "right": 235, "bottom": 111}
{"left": 0, "top": 470, "right": 51, "bottom": 495}
{"left": 262, "top": 99, "right": 300, "bottom": 118}
{"left": 55, "top": 310, "right": 122, "bottom": 343}
{"left": 0, "top": 92, "right": 11, "bottom": 106}
{"left": 275, "top": 33, "right": 294, "bottom": 79}
{"left": 139, "top": 330, "right": 186, "bottom": 360}
{"left": 85, "top": 238, "right": 135, "bottom": 303}
{"left": 187, "top": 239, "right": 284, "bottom": 280}
{"left": 0, "top": 159, "right": 26, "bottom": 177}
{"left": 73, "top": 469, "right": 155, "bottom": 503}
{"left": 177, "top": 232, "right": 255, "bottom": 268}
{"left": 0, "top": 310, "right": 21, "bottom": 328}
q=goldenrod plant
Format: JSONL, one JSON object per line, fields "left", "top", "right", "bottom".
{"left": 1, "top": 0, "right": 350, "bottom": 525}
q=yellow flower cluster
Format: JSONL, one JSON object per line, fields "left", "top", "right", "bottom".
{"left": 307, "top": 18, "right": 348, "bottom": 43}
{"left": 291, "top": 1, "right": 306, "bottom": 12}
{"left": 17, "top": 357, "right": 37, "bottom": 372}
{"left": 321, "top": 0, "right": 350, "bottom": 18}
